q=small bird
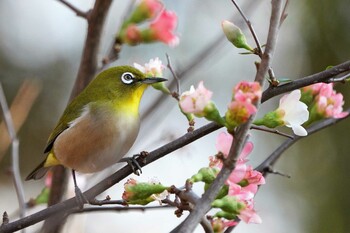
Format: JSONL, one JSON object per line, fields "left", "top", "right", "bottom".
{"left": 26, "top": 66, "right": 166, "bottom": 202}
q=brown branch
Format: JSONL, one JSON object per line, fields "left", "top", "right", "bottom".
{"left": 261, "top": 60, "right": 350, "bottom": 102}
{"left": 0, "top": 122, "right": 222, "bottom": 233}
{"left": 171, "top": 1, "right": 284, "bottom": 232}
{"left": 70, "top": 0, "right": 113, "bottom": 98}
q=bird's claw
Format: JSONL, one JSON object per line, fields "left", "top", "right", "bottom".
{"left": 120, "top": 151, "right": 148, "bottom": 175}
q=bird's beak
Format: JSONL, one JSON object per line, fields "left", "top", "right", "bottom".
{"left": 139, "top": 77, "right": 168, "bottom": 84}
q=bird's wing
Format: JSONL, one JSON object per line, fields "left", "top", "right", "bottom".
{"left": 43, "top": 94, "right": 91, "bottom": 153}
{"left": 44, "top": 122, "right": 69, "bottom": 153}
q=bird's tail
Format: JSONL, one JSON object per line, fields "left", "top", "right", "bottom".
{"left": 25, "top": 160, "right": 50, "bottom": 180}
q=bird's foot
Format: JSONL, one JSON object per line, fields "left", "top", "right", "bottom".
{"left": 74, "top": 186, "right": 88, "bottom": 209}
{"left": 119, "top": 151, "right": 148, "bottom": 175}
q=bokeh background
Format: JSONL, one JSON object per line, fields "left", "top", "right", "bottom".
{"left": 0, "top": 0, "right": 349, "bottom": 232}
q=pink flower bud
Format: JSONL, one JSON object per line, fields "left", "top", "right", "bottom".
{"left": 149, "top": 10, "right": 179, "bottom": 46}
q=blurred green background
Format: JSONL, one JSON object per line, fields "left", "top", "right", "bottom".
{"left": 0, "top": 0, "right": 349, "bottom": 232}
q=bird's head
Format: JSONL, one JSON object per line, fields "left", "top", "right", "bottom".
{"left": 88, "top": 65, "right": 167, "bottom": 109}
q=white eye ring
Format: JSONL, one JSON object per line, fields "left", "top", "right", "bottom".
{"left": 121, "top": 72, "right": 135, "bottom": 84}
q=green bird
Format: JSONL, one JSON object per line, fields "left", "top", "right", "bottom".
{"left": 26, "top": 66, "right": 166, "bottom": 203}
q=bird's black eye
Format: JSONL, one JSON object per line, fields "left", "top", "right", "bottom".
{"left": 121, "top": 72, "right": 135, "bottom": 85}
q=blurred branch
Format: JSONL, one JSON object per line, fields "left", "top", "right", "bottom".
{"left": 0, "top": 82, "right": 31, "bottom": 228}
{"left": 255, "top": 108, "right": 350, "bottom": 174}
{"left": 56, "top": 0, "right": 90, "bottom": 19}
{"left": 0, "top": 80, "right": 41, "bottom": 160}
{"left": 43, "top": 0, "right": 113, "bottom": 232}
{"left": 171, "top": 1, "right": 284, "bottom": 232}
{"left": 70, "top": 0, "right": 113, "bottom": 98}
{"left": 261, "top": 60, "right": 350, "bottom": 102}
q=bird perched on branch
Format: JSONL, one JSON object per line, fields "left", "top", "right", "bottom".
{"left": 26, "top": 66, "right": 166, "bottom": 205}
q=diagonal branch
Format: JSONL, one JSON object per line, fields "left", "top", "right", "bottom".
{"left": 0, "top": 122, "right": 222, "bottom": 233}
{"left": 261, "top": 60, "right": 350, "bottom": 102}
{"left": 171, "top": 1, "right": 284, "bottom": 232}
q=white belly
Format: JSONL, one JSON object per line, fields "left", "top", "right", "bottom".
{"left": 53, "top": 104, "right": 139, "bottom": 173}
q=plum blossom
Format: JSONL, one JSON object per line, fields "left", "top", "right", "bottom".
{"left": 225, "top": 81, "right": 261, "bottom": 130}
{"left": 234, "top": 81, "right": 262, "bottom": 104}
{"left": 315, "top": 83, "right": 348, "bottom": 119}
{"left": 277, "top": 90, "right": 309, "bottom": 136}
{"left": 179, "top": 81, "right": 213, "bottom": 117}
{"left": 149, "top": 10, "right": 179, "bottom": 46}
{"left": 134, "top": 57, "right": 164, "bottom": 77}
{"left": 254, "top": 90, "right": 309, "bottom": 136}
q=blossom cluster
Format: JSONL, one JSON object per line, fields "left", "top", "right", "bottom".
{"left": 178, "top": 81, "right": 261, "bottom": 130}
{"left": 188, "top": 132, "right": 264, "bottom": 231}
{"left": 254, "top": 90, "right": 309, "bottom": 136}
{"left": 118, "top": 0, "right": 179, "bottom": 46}
{"left": 301, "top": 83, "right": 348, "bottom": 125}
{"left": 134, "top": 57, "right": 171, "bottom": 94}
{"left": 225, "top": 81, "right": 261, "bottom": 131}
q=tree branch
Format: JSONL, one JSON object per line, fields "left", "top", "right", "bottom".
{"left": 171, "top": 1, "right": 284, "bottom": 232}
{"left": 261, "top": 60, "right": 350, "bottom": 102}
{"left": 0, "top": 122, "right": 222, "bottom": 233}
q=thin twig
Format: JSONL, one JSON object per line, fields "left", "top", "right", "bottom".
{"left": 230, "top": 0, "right": 278, "bottom": 85}
{"left": 250, "top": 125, "right": 293, "bottom": 139}
{"left": 279, "top": 0, "right": 290, "bottom": 28}
{"left": 0, "top": 83, "right": 26, "bottom": 230}
{"left": 72, "top": 205, "right": 174, "bottom": 214}
{"left": 166, "top": 53, "right": 181, "bottom": 95}
{"left": 56, "top": 0, "right": 90, "bottom": 19}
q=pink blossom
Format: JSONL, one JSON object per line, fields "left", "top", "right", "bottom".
{"left": 244, "top": 165, "right": 265, "bottom": 186}
{"left": 228, "top": 182, "right": 254, "bottom": 201}
{"left": 234, "top": 81, "right": 262, "bottom": 104}
{"left": 150, "top": 10, "right": 179, "bottom": 46}
{"left": 238, "top": 207, "right": 262, "bottom": 224}
{"left": 179, "top": 81, "right": 213, "bottom": 116}
{"left": 215, "top": 132, "right": 253, "bottom": 161}
{"left": 315, "top": 83, "right": 348, "bottom": 118}
{"left": 134, "top": 57, "right": 164, "bottom": 77}
{"left": 302, "top": 83, "right": 324, "bottom": 95}
{"left": 225, "top": 99, "right": 257, "bottom": 127}
{"left": 122, "top": 178, "right": 138, "bottom": 201}
{"left": 45, "top": 170, "right": 53, "bottom": 188}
